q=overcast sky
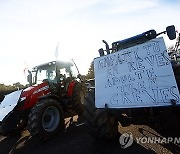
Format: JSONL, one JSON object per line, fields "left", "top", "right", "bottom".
{"left": 0, "top": 0, "right": 180, "bottom": 85}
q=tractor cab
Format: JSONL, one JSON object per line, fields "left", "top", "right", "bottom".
{"left": 28, "top": 61, "right": 78, "bottom": 85}
{"left": 27, "top": 60, "right": 79, "bottom": 96}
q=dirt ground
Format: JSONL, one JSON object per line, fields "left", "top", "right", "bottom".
{"left": 0, "top": 116, "right": 180, "bottom": 154}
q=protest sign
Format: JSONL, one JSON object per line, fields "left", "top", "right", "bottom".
{"left": 94, "top": 37, "right": 180, "bottom": 108}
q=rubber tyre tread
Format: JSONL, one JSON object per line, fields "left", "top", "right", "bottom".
{"left": 28, "top": 98, "right": 64, "bottom": 140}
{"left": 72, "top": 82, "right": 85, "bottom": 115}
{"left": 83, "top": 89, "right": 118, "bottom": 139}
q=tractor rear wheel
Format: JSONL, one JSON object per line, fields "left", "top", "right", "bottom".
{"left": 72, "top": 83, "right": 85, "bottom": 116}
{"left": 83, "top": 89, "right": 118, "bottom": 139}
{"left": 28, "top": 98, "right": 64, "bottom": 140}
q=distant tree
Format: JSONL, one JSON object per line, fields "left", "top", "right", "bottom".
{"left": 0, "top": 82, "right": 25, "bottom": 102}
{"left": 0, "top": 83, "right": 16, "bottom": 92}
{"left": 175, "top": 33, "right": 180, "bottom": 54}
{"left": 86, "top": 61, "right": 94, "bottom": 79}
{"left": 0, "top": 84, "right": 15, "bottom": 101}
{"left": 13, "top": 82, "right": 25, "bottom": 90}
{"left": 0, "top": 84, "right": 6, "bottom": 92}
{"left": 168, "top": 33, "right": 180, "bottom": 56}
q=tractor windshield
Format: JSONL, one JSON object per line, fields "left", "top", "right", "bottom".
{"left": 31, "top": 61, "right": 77, "bottom": 85}
{"left": 35, "top": 62, "right": 57, "bottom": 84}
{"left": 36, "top": 69, "right": 56, "bottom": 83}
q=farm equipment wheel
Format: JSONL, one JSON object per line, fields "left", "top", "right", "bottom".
{"left": 28, "top": 98, "right": 64, "bottom": 140}
{"left": 72, "top": 82, "right": 86, "bottom": 116}
{"left": 83, "top": 89, "right": 118, "bottom": 139}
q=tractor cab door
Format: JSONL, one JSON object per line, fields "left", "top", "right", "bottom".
{"left": 56, "top": 67, "right": 72, "bottom": 97}
{"left": 56, "top": 68, "right": 71, "bottom": 82}
{"left": 55, "top": 61, "right": 80, "bottom": 98}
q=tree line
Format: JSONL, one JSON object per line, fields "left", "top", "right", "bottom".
{"left": 0, "top": 82, "right": 25, "bottom": 102}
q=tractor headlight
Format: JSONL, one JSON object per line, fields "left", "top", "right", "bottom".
{"left": 17, "top": 97, "right": 26, "bottom": 107}
{"left": 20, "top": 97, "right": 26, "bottom": 102}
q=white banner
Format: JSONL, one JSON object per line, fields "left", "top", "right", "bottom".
{"left": 94, "top": 37, "right": 180, "bottom": 108}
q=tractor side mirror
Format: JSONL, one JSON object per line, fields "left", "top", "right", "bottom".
{"left": 27, "top": 70, "right": 32, "bottom": 86}
{"left": 166, "top": 25, "right": 176, "bottom": 40}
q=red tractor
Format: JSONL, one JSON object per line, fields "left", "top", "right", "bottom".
{"left": 0, "top": 60, "right": 85, "bottom": 140}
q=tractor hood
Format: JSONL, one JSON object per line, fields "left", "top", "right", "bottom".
{"left": 0, "top": 90, "right": 22, "bottom": 121}
{"left": 18, "top": 82, "right": 50, "bottom": 110}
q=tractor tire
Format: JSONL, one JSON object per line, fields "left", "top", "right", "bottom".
{"left": 72, "top": 82, "right": 85, "bottom": 116}
{"left": 83, "top": 89, "right": 118, "bottom": 140}
{"left": 28, "top": 98, "right": 64, "bottom": 140}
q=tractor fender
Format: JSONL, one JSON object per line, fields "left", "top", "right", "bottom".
{"left": 38, "top": 94, "right": 62, "bottom": 105}
{"left": 67, "top": 81, "right": 76, "bottom": 97}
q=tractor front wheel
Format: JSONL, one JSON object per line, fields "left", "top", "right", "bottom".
{"left": 28, "top": 99, "right": 64, "bottom": 140}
